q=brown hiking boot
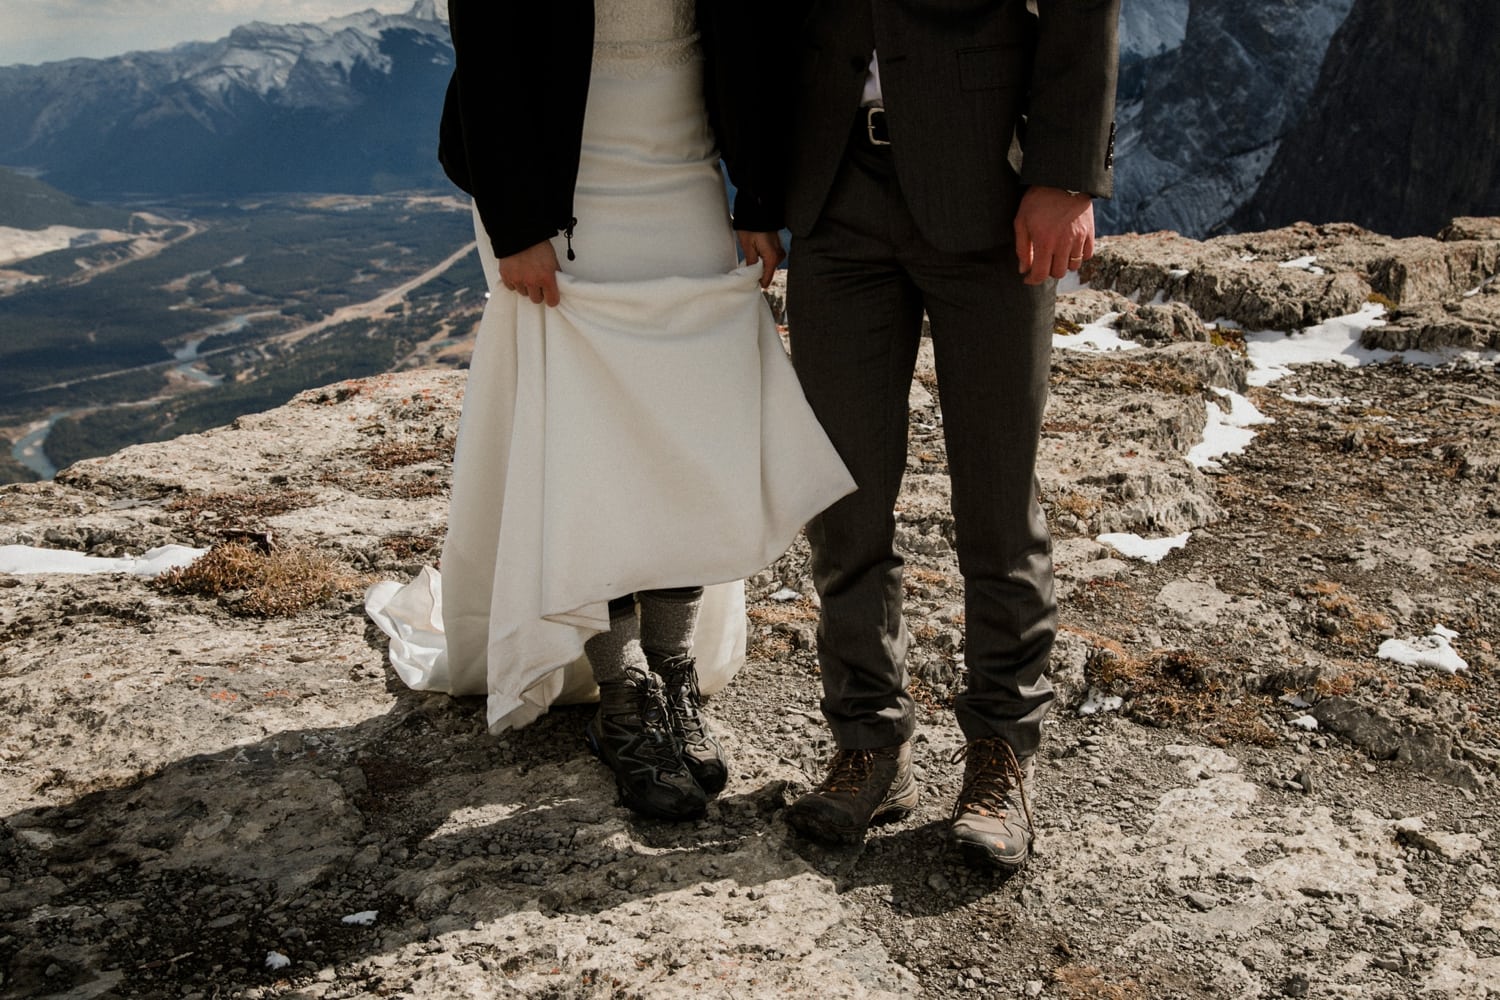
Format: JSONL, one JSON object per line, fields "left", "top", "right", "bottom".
{"left": 950, "top": 737, "right": 1034, "bottom": 872}
{"left": 785, "top": 742, "right": 918, "bottom": 845}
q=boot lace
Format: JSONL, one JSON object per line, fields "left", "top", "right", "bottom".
{"left": 950, "top": 737, "right": 1031, "bottom": 829}
{"left": 657, "top": 656, "right": 707, "bottom": 740}
{"left": 619, "top": 668, "right": 679, "bottom": 764}
{"left": 817, "top": 749, "right": 878, "bottom": 794}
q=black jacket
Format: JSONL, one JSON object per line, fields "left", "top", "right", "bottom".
{"left": 440, "top": 0, "right": 791, "bottom": 259}
{"left": 786, "top": 0, "right": 1118, "bottom": 253}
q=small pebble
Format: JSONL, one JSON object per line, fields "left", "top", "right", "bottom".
{"left": 1186, "top": 891, "right": 1218, "bottom": 911}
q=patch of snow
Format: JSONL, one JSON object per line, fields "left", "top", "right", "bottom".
{"left": 0, "top": 544, "right": 206, "bottom": 576}
{"left": 1187, "top": 387, "right": 1274, "bottom": 470}
{"left": 1054, "top": 312, "right": 1140, "bottom": 353}
{"left": 1277, "top": 254, "right": 1326, "bottom": 275}
{"left": 769, "top": 587, "right": 802, "bottom": 602}
{"left": 1097, "top": 531, "right": 1190, "bottom": 563}
{"left": 1463, "top": 274, "right": 1497, "bottom": 298}
{"left": 1244, "top": 303, "right": 1499, "bottom": 388}
{"left": 1378, "top": 628, "right": 1469, "bottom": 675}
{"left": 265, "top": 951, "right": 291, "bottom": 970}
{"left": 341, "top": 910, "right": 378, "bottom": 926}
{"left": 1290, "top": 715, "right": 1319, "bottom": 731}
{"left": 1245, "top": 304, "right": 1385, "bottom": 386}
{"left": 1079, "top": 687, "right": 1123, "bottom": 716}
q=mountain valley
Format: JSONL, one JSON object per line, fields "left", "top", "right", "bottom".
{"left": 0, "top": 188, "right": 481, "bottom": 484}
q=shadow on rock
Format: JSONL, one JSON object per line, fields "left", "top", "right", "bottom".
{"left": 0, "top": 694, "right": 811, "bottom": 999}
{"left": 782, "top": 817, "right": 1022, "bottom": 919}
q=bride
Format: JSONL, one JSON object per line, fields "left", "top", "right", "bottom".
{"left": 367, "top": 0, "right": 853, "bottom": 822}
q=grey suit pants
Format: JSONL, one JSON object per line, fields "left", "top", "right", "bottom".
{"left": 787, "top": 130, "right": 1057, "bottom": 756}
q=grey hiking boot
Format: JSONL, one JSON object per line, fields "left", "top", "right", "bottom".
{"left": 650, "top": 654, "right": 729, "bottom": 796}
{"left": 785, "top": 742, "right": 918, "bottom": 845}
{"left": 585, "top": 667, "right": 707, "bottom": 822}
{"left": 950, "top": 737, "right": 1034, "bottom": 872}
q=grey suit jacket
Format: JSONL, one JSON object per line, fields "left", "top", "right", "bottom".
{"left": 786, "top": 0, "right": 1119, "bottom": 253}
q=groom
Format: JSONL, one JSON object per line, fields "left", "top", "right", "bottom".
{"left": 782, "top": 0, "right": 1120, "bottom": 871}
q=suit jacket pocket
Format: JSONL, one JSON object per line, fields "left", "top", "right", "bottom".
{"left": 957, "top": 44, "right": 1024, "bottom": 91}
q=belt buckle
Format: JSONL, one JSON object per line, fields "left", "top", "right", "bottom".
{"left": 866, "top": 106, "right": 891, "bottom": 146}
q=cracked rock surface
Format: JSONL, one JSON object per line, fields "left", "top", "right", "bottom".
{"left": 3, "top": 225, "right": 1499, "bottom": 999}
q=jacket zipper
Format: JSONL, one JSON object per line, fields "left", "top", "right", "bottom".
{"left": 563, "top": 217, "right": 578, "bottom": 261}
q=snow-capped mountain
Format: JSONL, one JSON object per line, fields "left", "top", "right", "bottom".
{"left": 0, "top": 2, "right": 453, "bottom": 197}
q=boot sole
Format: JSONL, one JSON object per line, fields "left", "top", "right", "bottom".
{"left": 953, "top": 832, "right": 1031, "bottom": 874}
{"left": 785, "top": 793, "right": 918, "bottom": 846}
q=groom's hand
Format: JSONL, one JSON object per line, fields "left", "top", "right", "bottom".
{"left": 499, "top": 240, "right": 561, "bottom": 307}
{"left": 1014, "top": 186, "right": 1095, "bottom": 286}
{"left": 737, "top": 230, "right": 786, "bottom": 289}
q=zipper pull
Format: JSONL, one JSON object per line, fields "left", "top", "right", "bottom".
{"left": 564, "top": 218, "right": 577, "bottom": 261}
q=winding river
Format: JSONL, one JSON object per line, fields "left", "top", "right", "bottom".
{"left": 10, "top": 317, "right": 241, "bottom": 479}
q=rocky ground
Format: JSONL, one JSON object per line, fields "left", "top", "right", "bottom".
{"left": 2, "top": 222, "right": 1498, "bottom": 999}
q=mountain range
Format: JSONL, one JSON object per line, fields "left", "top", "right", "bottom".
{"left": 0, "top": 1, "right": 453, "bottom": 198}
{"left": 0, "top": 0, "right": 1495, "bottom": 238}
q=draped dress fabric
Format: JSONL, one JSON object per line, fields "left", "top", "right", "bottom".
{"left": 366, "top": 0, "right": 855, "bottom": 733}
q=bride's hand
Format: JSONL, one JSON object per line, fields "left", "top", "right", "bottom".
{"left": 736, "top": 230, "right": 785, "bottom": 289}
{"left": 499, "top": 240, "right": 561, "bottom": 307}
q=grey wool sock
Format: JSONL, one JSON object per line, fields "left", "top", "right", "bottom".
{"left": 638, "top": 587, "right": 703, "bottom": 662}
{"left": 584, "top": 609, "right": 650, "bottom": 686}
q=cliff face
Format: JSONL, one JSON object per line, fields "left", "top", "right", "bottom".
{"left": 1237, "top": 0, "right": 1500, "bottom": 237}
{"left": 1098, "top": 0, "right": 1354, "bottom": 237}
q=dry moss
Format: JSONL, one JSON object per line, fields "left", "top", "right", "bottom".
{"left": 1209, "top": 325, "right": 1247, "bottom": 352}
{"left": 1051, "top": 491, "right": 1102, "bottom": 521}
{"left": 1297, "top": 580, "right": 1396, "bottom": 647}
{"left": 903, "top": 566, "right": 957, "bottom": 599}
{"left": 324, "top": 470, "right": 446, "bottom": 500}
{"left": 1052, "top": 964, "right": 1145, "bottom": 1000}
{"left": 166, "top": 489, "right": 316, "bottom": 525}
{"left": 380, "top": 532, "right": 442, "bottom": 560}
{"left": 746, "top": 630, "right": 794, "bottom": 661}
{"left": 1089, "top": 645, "right": 1278, "bottom": 746}
{"left": 1074, "top": 356, "right": 1206, "bottom": 396}
{"left": 155, "top": 541, "right": 365, "bottom": 617}
{"left": 361, "top": 436, "right": 455, "bottom": 471}
{"left": 747, "top": 598, "right": 819, "bottom": 626}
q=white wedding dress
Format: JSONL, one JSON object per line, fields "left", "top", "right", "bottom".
{"left": 366, "top": 0, "right": 854, "bottom": 733}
